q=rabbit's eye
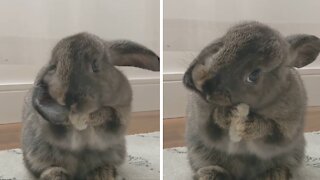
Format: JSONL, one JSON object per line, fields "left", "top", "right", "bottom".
{"left": 246, "top": 69, "right": 261, "bottom": 84}
{"left": 91, "top": 60, "right": 99, "bottom": 73}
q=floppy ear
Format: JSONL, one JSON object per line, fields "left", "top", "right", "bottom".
{"left": 32, "top": 67, "right": 69, "bottom": 125}
{"left": 32, "top": 83, "right": 69, "bottom": 125}
{"left": 286, "top": 34, "right": 320, "bottom": 68}
{"left": 183, "top": 39, "right": 223, "bottom": 92}
{"left": 108, "top": 40, "right": 160, "bottom": 71}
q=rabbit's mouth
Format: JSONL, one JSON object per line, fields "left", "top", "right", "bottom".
{"left": 206, "top": 91, "right": 232, "bottom": 106}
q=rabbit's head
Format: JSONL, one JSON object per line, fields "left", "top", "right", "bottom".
{"left": 32, "top": 32, "right": 159, "bottom": 124}
{"left": 183, "top": 22, "right": 320, "bottom": 108}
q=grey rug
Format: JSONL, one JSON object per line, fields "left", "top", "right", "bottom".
{"left": 0, "top": 132, "right": 159, "bottom": 180}
{"left": 164, "top": 131, "right": 320, "bottom": 180}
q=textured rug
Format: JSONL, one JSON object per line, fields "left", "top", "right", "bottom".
{"left": 0, "top": 132, "right": 159, "bottom": 180}
{"left": 164, "top": 131, "right": 320, "bottom": 180}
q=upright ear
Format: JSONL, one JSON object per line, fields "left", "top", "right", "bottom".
{"left": 286, "top": 34, "right": 320, "bottom": 68}
{"left": 107, "top": 40, "right": 160, "bottom": 71}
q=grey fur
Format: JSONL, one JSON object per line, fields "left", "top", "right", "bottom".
{"left": 21, "top": 32, "right": 159, "bottom": 180}
{"left": 183, "top": 22, "right": 320, "bottom": 180}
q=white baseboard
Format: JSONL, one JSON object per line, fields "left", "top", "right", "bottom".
{"left": 164, "top": 73, "right": 320, "bottom": 119}
{"left": 0, "top": 79, "right": 159, "bottom": 124}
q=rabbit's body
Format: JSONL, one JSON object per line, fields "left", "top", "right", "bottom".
{"left": 183, "top": 22, "right": 320, "bottom": 180}
{"left": 186, "top": 89, "right": 305, "bottom": 179}
{"left": 22, "top": 88, "right": 129, "bottom": 179}
{"left": 21, "top": 33, "right": 159, "bottom": 180}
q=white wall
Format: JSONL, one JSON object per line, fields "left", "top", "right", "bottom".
{"left": 164, "top": 0, "right": 320, "bottom": 118}
{"left": 0, "top": 0, "right": 160, "bottom": 124}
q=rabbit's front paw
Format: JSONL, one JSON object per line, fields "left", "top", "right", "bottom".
{"left": 40, "top": 167, "right": 69, "bottom": 180}
{"left": 234, "top": 103, "right": 249, "bottom": 117}
{"left": 213, "top": 107, "right": 232, "bottom": 129}
{"left": 194, "top": 166, "right": 232, "bottom": 180}
{"left": 86, "top": 165, "right": 117, "bottom": 180}
{"left": 69, "top": 104, "right": 88, "bottom": 130}
{"left": 233, "top": 119, "right": 255, "bottom": 140}
{"left": 232, "top": 119, "right": 260, "bottom": 141}
{"left": 69, "top": 113, "right": 88, "bottom": 130}
{"left": 256, "top": 168, "right": 291, "bottom": 180}
{"left": 229, "top": 103, "right": 250, "bottom": 142}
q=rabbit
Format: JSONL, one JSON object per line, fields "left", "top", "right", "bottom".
{"left": 183, "top": 21, "right": 320, "bottom": 180}
{"left": 21, "top": 32, "right": 159, "bottom": 180}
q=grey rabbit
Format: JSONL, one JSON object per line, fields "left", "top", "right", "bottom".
{"left": 183, "top": 22, "right": 320, "bottom": 180}
{"left": 21, "top": 32, "right": 159, "bottom": 180}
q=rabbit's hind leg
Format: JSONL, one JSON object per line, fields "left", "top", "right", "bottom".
{"left": 40, "top": 167, "right": 69, "bottom": 180}
{"left": 86, "top": 165, "right": 121, "bottom": 180}
{"left": 194, "top": 165, "right": 233, "bottom": 180}
{"left": 256, "top": 167, "right": 292, "bottom": 180}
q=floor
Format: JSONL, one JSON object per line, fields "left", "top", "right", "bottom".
{"left": 164, "top": 107, "right": 320, "bottom": 148}
{"left": 0, "top": 111, "right": 159, "bottom": 150}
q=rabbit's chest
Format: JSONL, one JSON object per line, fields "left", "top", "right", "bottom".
{"left": 70, "top": 128, "right": 108, "bottom": 150}
{"left": 218, "top": 137, "right": 249, "bottom": 155}
{"left": 225, "top": 141, "right": 247, "bottom": 154}
{"left": 51, "top": 127, "right": 114, "bottom": 151}
{"left": 212, "top": 131, "right": 250, "bottom": 154}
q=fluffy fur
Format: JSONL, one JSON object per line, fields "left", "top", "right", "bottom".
{"left": 21, "top": 32, "right": 159, "bottom": 180}
{"left": 183, "top": 22, "right": 320, "bottom": 180}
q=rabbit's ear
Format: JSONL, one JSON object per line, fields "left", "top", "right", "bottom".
{"left": 183, "top": 40, "right": 223, "bottom": 92}
{"left": 107, "top": 40, "right": 160, "bottom": 71}
{"left": 286, "top": 35, "right": 320, "bottom": 68}
{"left": 32, "top": 82, "right": 69, "bottom": 125}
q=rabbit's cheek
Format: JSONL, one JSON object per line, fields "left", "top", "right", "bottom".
{"left": 47, "top": 78, "right": 67, "bottom": 105}
{"left": 50, "top": 88, "right": 65, "bottom": 105}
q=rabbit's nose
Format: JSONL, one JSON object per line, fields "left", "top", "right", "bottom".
{"left": 65, "top": 92, "right": 79, "bottom": 107}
